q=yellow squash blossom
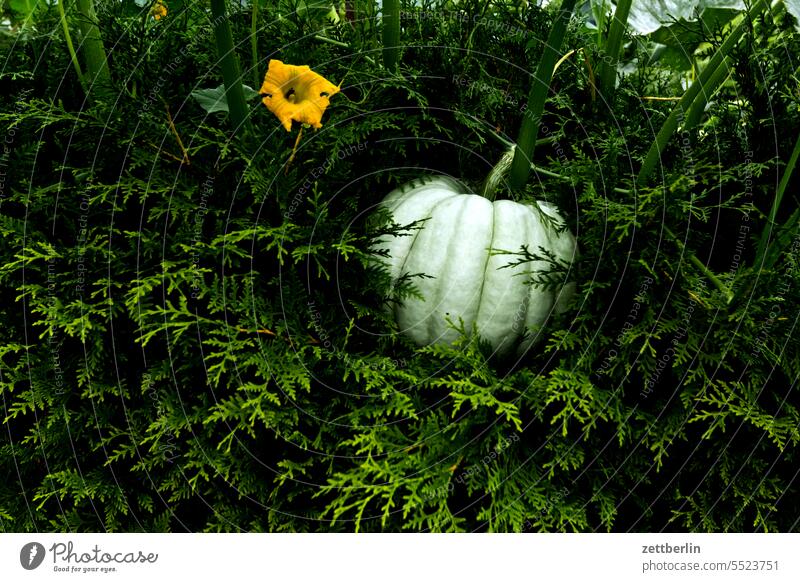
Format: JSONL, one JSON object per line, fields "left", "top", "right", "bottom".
{"left": 260, "top": 60, "right": 340, "bottom": 132}
{"left": 151, "top": 0, "right": 167, "bottom": 20}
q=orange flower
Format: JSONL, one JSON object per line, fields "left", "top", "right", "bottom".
{"left": 151, "top": 0, "right": 167, "bottom": 20}
{"left": 260, "top": 60, "right": 340, "bottom": 132}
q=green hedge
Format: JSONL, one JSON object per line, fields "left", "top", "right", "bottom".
{"left": 1, "top": 0, "right": 799, "bottom": 532}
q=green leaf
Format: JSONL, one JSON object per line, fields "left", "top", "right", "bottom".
{"left": 648, "top": 7, "right": 740, "bottom": 52}
{"left": 191, "top": 83, "right": 261, "bottom": 114}
{"left": 625, "top": 0, "right": 743, "bottom": 35}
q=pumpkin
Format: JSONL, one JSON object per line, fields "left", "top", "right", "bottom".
{"left": 372, "top": 174, "right": 577, "bottom": 357}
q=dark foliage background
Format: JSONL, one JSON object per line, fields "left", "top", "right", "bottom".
{"left": 0, "top": 0, "right": 799, "bottom": 531}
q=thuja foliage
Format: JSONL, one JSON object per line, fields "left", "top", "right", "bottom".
{"left": 1, "top": 0, "right": 799, "bottom": 532}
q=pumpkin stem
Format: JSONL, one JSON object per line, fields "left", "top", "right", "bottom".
{"left": 480, "top": 147, "right": 516, "bottom": 201}
{"left": 508, "top": 0, "right": 578, "bottom": 192}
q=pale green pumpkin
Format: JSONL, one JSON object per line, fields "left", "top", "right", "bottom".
{"left": 373, "top": 175, "right": 577, "bottom": 357}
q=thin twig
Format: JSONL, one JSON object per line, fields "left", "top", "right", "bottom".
{"left": 313, "top": 34, "right": 349, "bottom": 48}
{"left": 163, "top": 101, "right": 190, "bottom": 165}
{"left": 641, "top": 96, "right": 682, "bottom": 101}
{"left": 236, "top": 327, "right": 320, "bottom": 345}
{"left": 237, "top": 327, "right": 276, "bottom": 336}
{"left": 144, "top": 141, "right": 185, "bottom": 164}
{"left": 285, "top": 126, "right": 304, "bottom": 174}
{"left": 664, "top": 225, "right": 733, "bottom": 303}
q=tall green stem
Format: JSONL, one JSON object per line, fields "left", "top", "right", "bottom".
{"left": 682, "top": 60, "right": 731, "bottom": 130}
{"left": 75, "top": 0, "right": 111, "bottom": 98}
{"left": 637, "top": 0, "right": 769, "bottom": 186}
{"left": 250, "top": 0, "right": 260, "bottom": 88}
{"left": 382, "top": 0, "right": 401, "bottom": 71}
{"left": 756, "top": 130, "right": 800, "bottom": 266}
{"left": 598, "top": 0, "right": 631, "bottom": 100}
{"left": 210, "top": 0, "right": 252, "bottom": 137}
{"left": 508, "top": 0, "right": 578, "bottom": 192}
{"left": 763, "top": 208, "right": 800, "bottom": 271}
{"left": 58, "top": 0, "right": 86, "bottom": 95}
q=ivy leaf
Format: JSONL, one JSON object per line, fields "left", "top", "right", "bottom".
{"left": 191, "top": 84, "right": 261, "bottom": 114}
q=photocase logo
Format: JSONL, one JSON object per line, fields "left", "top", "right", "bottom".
{"left": 20, "top": 542, "right": 46, "bottom": 570}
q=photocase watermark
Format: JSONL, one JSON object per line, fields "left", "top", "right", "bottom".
{"left": 20, "top": 541, "right": 158, "bottom": 574}
{"left": 20, "top": 542, "right": 46, "bottom": 570}
{"left": 510, "top": 296, "right": 530, "bottom": 336}
{"left": 729, "top": 222, "right": 751, "bottom": 276}
{"left": 190, "top": 175, "right": 214, "bottom": 299}
{"left": 402, "top": 10, "right": 530, "bottom": 40}
{"left": 50, "top": 541, "right": 157, "bottom": 574}
{"left": 676, "top": 107, "right": 698, "bottom": 181}
{"left": 285, "top": 141, "right": 369, "bottom": 220}
{"left": 75, "top": 189, "right": 90, "bottom": 299}
{"left": 0, "top": 88, "right": 32, "bottom": 202}
{"left": 453, "top": 74, "right": 524, "bottom": 109}
{"left": 749, "top": 232, "right": 800, "bottom": 361}
{"left": 539, "top": 122, "right": 570, "bottom": 168}
{"left": 728, "top": 150, "right": 754, "bottom": 278}
{"left": 45, "top": 257, "right": 66, "bottom": 396}
{"left": 138, "top": 14, "right": 228, "bottom": 118}
{"left": 142, "top": 372, "right": 178, "bottom": 463}
{"left": 521, "top": 485, "right": 570, "bottom": 531}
